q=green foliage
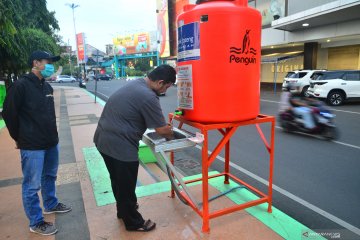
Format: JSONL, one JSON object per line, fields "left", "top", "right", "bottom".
{"left": 135, "top": 58, "right": 152, "bottom": 72}
{"left": 125, "top": 68, "right": 144, "bottom": 77}
{"left": 23, "top": 28, "right": 60, "bottom": 59}
{"left": 124, "top": 57, "right": 155, "bottom": 76}
{"left": 55, "top": 54, "right": 77, "bottom": 75}
{"left": 21, "top": 0, "right": 59, "bottom": 35}
{"left": 61, "top": 65, "right": 72, "bottom": 75}
{"left": 0, "top": 0, "right": 61, "bottom": 84}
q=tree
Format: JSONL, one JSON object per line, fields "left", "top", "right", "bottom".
{"left": 55, "top": 54, "right": 77, "bottom": 76}
{"left": 135, "top": 58, "right": 152, "bottom": 72}
{"left": 23, "top": 28, "right": 60, "bottom": 67}
{"left": 0, "top": 0, "right": 61, "bottom": 87}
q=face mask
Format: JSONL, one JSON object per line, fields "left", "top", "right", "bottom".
{"left": 40, "top": 64, "right": 55, "bottom": 78}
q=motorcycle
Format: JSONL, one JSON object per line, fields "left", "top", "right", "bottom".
{"left": 78, "top": 79, "right": 86, "bottom": 89}
{"left": 278, "top": 104, "right": 338, "bottom": 140}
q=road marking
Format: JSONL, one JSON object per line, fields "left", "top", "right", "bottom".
{"left": 261, "top": 99, "right": 280, "bottom": 104}
{"left": 261, "top": 99, "right": 360, "bottom": 115}
{"left": 332, "top": 140, "right": 360, "bottom": 150}
{"left": 275, "top": 126, "right": 360, "bottom": 150}
{"left": 329, "top": 109, "right": 360, "bottom": 115}
{"left": 195, "top": 145, "right": 360, "bottom": 236}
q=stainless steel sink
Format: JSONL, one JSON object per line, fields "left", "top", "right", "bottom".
{"left": 142, "top": 128, "right": 196, "bottom": 152}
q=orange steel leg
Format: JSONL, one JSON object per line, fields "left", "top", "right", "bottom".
{"left": 224, "top": 128, "right": 230, "bottom": 184}
{"left": 267, "top": 119, "right": 275, "bottom": 213}
{"left": 201, "top": 130, "right": 210, "bottom": 233}
{"left": 167, "top": 113, "right": 275, "bottom": 233}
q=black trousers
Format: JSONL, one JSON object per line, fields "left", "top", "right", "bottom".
{"left": 99, "top": 151, "right": 144, "bottom": 228}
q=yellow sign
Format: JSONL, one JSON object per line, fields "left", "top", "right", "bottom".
{"left": 113, "top": 32, "right": 150, "bottom": 55}
{"left": 271, "top": 64, "right": 304, "bottom": 73}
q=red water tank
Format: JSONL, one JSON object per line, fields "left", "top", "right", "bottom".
{"left": 177, "top": 0, "right": 261, "bottom": 123}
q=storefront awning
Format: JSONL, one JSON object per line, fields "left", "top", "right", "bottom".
{"left": 261, "top": 52, "right": 303, "bottom": 63}
{"left": 271, "top": 0, "right": 360, "bottom": 31}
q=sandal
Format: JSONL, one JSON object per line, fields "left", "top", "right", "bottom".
{"left": 126, "top": 219, "right": 156, "bottom": 232}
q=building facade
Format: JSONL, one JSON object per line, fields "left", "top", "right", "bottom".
{"left": 163, "top": 0, "right": 360, "bottom": 84}
{"left": 254, "top": 0, "right": 360, "bottom": 83}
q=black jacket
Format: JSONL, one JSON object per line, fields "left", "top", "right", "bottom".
{"left": 2, "top": 73, "right": 58, "bottom": 150}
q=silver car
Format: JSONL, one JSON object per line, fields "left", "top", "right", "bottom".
{"left": 55, "top": 75, "right": 76, "bottom": 83}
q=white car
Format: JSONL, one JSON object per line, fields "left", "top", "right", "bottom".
{"left": 55, "top": 75, "right": 76, "bottom": 83}
{"left": 307, "top": 70, "right": 360, "bottom": 106}
{"left": 282, "top": 70, "right": 325, "bottom": 96}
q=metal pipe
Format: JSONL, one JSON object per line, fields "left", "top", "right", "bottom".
{"left": 159, "top": 151, "right": 200, "bottom": 209}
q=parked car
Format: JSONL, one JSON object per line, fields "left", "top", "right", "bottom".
{"left": 96, "top": 74, "right": 111, "bottom": 81}
{"left": 282, "top": 69, "right": 326, "bottom": 97}
{"left": 307, "top": 70, "right": 360, "bottom": 106}
{"left": 86, "top": 71, "right": 95, "bottom": 81}
{"left": 55, "top": 75, "right": 76, "bottom": 83}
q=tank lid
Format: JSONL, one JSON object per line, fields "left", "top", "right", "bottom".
{"left": 196, "top": 0, "right": 248, "bottom": 7}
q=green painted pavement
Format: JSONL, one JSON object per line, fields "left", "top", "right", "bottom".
{"left": 82, "top": 147, "right": 114, "bottom": 205}
{"left": 82, "top": 146, "right": 216, "bottom": 206}
{"left": 0, "top": 120, "right": 5, "bottom": 130}
{"left": 209, "top": 178, "right": 324, "bottom": 240}
{"left": 82, "top": 146, "right": 323, "bottom": 240}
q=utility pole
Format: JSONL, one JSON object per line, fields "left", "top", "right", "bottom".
{"left": 68, "top": 39, "right": 73, "bottom": 77}
{"left": 95, "top": 49, "right": 99, "bottom": 103}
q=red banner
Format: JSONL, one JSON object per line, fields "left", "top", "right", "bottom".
{"left": 76, "top": 33, "right": 85, "bottom": 62}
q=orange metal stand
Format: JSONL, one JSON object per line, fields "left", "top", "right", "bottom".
{"left": 168, "top": 114, "right": 275, "bottom": 233}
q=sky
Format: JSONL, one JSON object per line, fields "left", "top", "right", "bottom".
{"left": 47, "top": 0, "right": 158, "bottom": 52}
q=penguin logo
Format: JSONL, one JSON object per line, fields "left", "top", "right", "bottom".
{"left": 229, "top": 30, "right": 257, "bottom": 56}
{"left": 242, "top": 30, "right": 251, "bottom": 54}
{"left": 229, "top": 29, "right": 257, "bottom": 65}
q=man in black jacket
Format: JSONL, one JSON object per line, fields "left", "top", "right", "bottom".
{"left": 2, "top": 50, "right": 71, "bottom": 236}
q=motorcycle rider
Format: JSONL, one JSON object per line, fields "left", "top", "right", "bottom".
{"left": 280, "top": 84, "right": 316, "bottom": 131}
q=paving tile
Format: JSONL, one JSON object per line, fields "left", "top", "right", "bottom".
{"left": 0, "top": 185, "right": 56, "bottom": 240}
{"left": 0, "top": 129, "right": 22, "bottom": 181}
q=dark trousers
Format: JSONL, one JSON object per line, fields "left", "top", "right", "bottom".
{"left": 99, "top": 151, "right": 144, "bottom": 228}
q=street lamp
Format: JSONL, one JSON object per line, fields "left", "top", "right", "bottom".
{"left": 66, "top": 3, "right": 80, "bottom": 70}
{"left": 68, "top": 38, "right": 73, "bottom": 77}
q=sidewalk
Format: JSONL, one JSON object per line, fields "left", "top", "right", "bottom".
{"left": 0, "top": 86, "right": 321, "bottom": 240}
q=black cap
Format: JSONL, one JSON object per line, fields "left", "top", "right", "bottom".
{"left": 28, "top": 50, "right": 61, "bottom": 67}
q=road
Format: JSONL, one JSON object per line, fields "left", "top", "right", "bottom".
{"left": 54, "top": 80, "right": 360, "bottom": 239}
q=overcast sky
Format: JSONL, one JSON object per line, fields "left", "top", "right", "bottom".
{"left": 47, "top": 0, "right": 157, "bottom": 51}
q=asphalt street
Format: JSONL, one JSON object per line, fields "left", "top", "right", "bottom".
{"left": 54, "top": 79, "right": 360, "bottom": 239}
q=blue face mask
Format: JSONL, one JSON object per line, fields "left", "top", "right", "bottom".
{"left": 40, "top": 64, "right": 55, "bottom": 78}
